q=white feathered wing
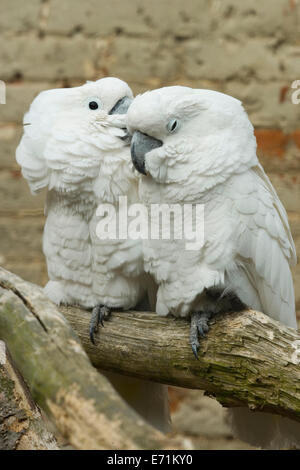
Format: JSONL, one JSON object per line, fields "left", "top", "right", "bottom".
{"left": 227, "top": 163, "right": 298, "bottom": 449}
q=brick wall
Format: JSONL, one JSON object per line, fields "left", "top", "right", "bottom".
{"left": 0, "top": 0, "right": 299, "bottom": 317}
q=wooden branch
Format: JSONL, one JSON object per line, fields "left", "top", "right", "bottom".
{"left": 1, "top": 267, "right": 300, "bottom": 440}
{"left": 61, "top": 305, "right": 300, "bottom": 424}
{"left": 0, "top": 267, "right": 162, "bottom": 450}
{"left": 0, "top": 340, "right": 59, "bottom": 450}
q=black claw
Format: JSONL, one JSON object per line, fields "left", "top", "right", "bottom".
{"left": 197, "top": 320, "right": 209, "bottom": 338}
{"left": 190, "top": 311, "right": 213, "bottom": 359}
{"left": 90, "top": 330, "right": 95, "bottom": 345}
{"left": 89, "top": 304, "right": 111, "bottom": 344}
{"left": 191, "top": 343, "right": 199, "bottom": 360}
{"left": 89, "top": 321, "right": 96, "bottom": 344}
{"left": 197, "top": 327, "right": 205, "bottom": 338}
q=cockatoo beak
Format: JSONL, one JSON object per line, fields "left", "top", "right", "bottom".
{"left": 109, "top": 96, "right": 133, "bottom": 115}
{"left": 130, "top": 131, "right": 163, "bottom": 175}
{"left": 108, "top": 96, "right": 133, "bottom": 144}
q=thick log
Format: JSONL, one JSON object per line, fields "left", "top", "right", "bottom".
{"left": 61, "top": 306, "right": 300, "bottom": 423}
{"left": 0, "top": 340, "right": 58, "bottom": 450}
{"left": 0, "top": 267, "right": 161, "bottom": 450}
{"left": 1, "top": 266, "right": 300, "bottom": 438}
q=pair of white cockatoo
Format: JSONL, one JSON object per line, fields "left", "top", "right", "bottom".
{"left": 17, "top": 77, "right": 299, "bottom": 449}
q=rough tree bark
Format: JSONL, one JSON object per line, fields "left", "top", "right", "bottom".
{"left": 0, "top": 340, "right": 58, "bottom": 450}
{"left": 0, "top": 267, "right": 162, "bottom": 450}
{"left": 62, "top": 306, "right": 300, "bottom": 423}
{"left": 1, "top": 266, "right": 300, "bottom": 448}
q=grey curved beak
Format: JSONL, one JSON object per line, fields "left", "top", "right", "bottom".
{"left": 109, "top": 96, "right": 133, "bottom": 143}
{"left": 131, "top": 131, "right": 163, "bottom": 175}
{"left": 109, "top": 96, "right": 133, "bottom": 115}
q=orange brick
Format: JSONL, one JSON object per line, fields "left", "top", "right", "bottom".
{"left": 254, "top": 129, "right": 289, "bottom": 158}
{"left": 290, "top": 130, "right": 300, "bottom": 149}
{"left": 279, "top": 85, "right": 289, "bottom": 103}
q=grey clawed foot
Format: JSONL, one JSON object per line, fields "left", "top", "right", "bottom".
{"left": 190, "top": 311, "right": 213, "bottom": 359}
{"left": 89, "top": 304, "right": 111, "bottom": 344}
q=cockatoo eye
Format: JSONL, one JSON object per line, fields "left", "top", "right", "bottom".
{"left": 86, "top": 97, "right": 102, "bottom": 110}
{"left": 166, "top": 119, "right": 180, "bottom": 134}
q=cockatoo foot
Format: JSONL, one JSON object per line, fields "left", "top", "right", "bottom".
{"left": 89, "top": 304, "right": 111, "bottom": 344}
{"left": 190, "top": 311, "right": 213, "bottom": 359}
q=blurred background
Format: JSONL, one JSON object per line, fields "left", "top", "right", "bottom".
{"left": 0, "top": 0, "right": 299, "bottom": 450}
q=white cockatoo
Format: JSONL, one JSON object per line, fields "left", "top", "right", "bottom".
{"left": 16, "top": 77, "right": 170, "bottom": 432}
{"left": 127, "top": 86, "right": 299, "bottom": 448}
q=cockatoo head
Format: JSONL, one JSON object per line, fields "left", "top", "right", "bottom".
{"left": 127, "top": 86, "right": 257, "bottom": 188}
{"left": 27, "top": 76, "right": 133, "bottom": 140}
{"left": 17, "top": 77, "right": 134, "bottom": 193}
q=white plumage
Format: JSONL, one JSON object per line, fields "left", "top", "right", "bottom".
{"left": 127, "top": 86, "right": 298, "bottom": 448}
{"left": 16, "top": 77, "right": 170, "bottom": 433}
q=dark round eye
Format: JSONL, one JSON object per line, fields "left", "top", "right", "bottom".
{"left": 167, "top": 118, "right": 180, "bottom": 133}
{"left": 86, "top": 97, "right": 102, "bottom": 110}
{"left": 171, "top": 121, "right": 177, "bottom": 131}
{"left": 89, "top": 101, "right": 99, "bottom": 110}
